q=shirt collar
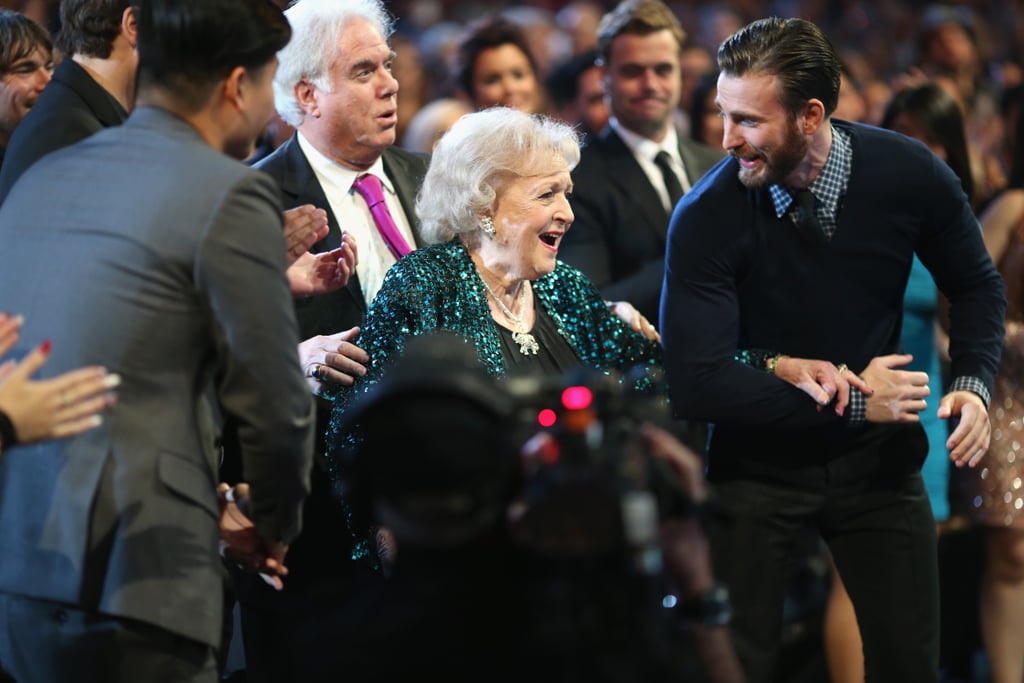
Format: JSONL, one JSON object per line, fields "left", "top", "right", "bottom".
{"left": 769, "top": 124, "right": 851, "bottom": 218}
{"left": 296, "top": 131, "right": 391, "bottom": 195}
{"left": 609, "top": 116, "right": 681, "bottom": 164}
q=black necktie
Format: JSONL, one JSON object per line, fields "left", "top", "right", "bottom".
{"left": 792, "top": 189, "right": 827, "bottom": 245}
{"left": 654, "top": 150, "right": 684, "bottom": 210}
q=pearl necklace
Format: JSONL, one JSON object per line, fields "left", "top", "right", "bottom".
{"left": 480, "top": 275, "right": 539, "bottom": 355}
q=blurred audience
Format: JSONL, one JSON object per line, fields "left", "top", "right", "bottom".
{"left": 544, "top": 47, "right": 607, "bottom": 140}
{"left": 0, "top": 9, "right": 51, "bottom": 164}
{"left": 400, "top": 96, "right": 470, "bottom": 154}
{"left": 453, "top": 14, "right": 545, "bottom": 114}
{"left": 0, "top": 0, "right": 137, "bottom": 204}
{"left": 559, "top": 0, "right": 723, "bottom": 326}
{"left": 967, "top": 80, "right": 1024, "bottom": 683}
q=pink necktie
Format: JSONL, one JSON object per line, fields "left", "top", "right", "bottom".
{"left": 352, "top": 173, "right": 413, "bottom": 259}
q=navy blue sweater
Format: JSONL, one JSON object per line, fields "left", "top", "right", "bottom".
{"left": 661, "top": 120, "right": 1005, "bottom": 464}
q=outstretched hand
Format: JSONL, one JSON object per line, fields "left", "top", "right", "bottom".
{"left": 288, "top": 231, "right": 359, "bottom": 297}
{"left": 607, "top": 300, "right": 660, "bottom": 342}
{"left": 938, "top": 391, "right": 991, "bottom": 468}
{"left": 282, "top": 204, "right": 329, "bottom": 266}
{"left": 0, "top": 336, "right": 118, "bottom": 445}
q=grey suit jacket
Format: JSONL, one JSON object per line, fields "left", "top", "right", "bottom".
{"left": 560, "top": 126, "right": 724, "bottom": 322}
{"left": 0, "top": 107, "right": 315, "bottom": 647}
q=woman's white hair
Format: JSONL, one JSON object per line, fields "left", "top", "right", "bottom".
{"left": 274, "top": 0, "right": 395, "bottom": 127}
{"left": 416, "top": 106, "right": 581, "bottom": 245}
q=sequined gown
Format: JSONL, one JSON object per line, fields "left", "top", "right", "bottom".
{"left": 971, "top": 221, "right": 1024, "bottom": 527}
{"left": 325, "top": 238, "right": 664, "bottom": 563}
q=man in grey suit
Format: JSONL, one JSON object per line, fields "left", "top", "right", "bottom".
{"left": 559, "top": 0, "right": 724, "bottom": 325}
{"left": 228, "top": 1, "right": 429, "bottom": 680}
{"left": 0, "top": 1, "right": 313, "bottom": 681}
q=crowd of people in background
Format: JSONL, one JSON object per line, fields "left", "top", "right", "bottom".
{"left": 0, "top": 0, "right": 1023, "bottom": 682}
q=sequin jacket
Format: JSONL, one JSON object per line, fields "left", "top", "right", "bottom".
{"left": 325, "top": 238, "right": 664, "bottom": 563}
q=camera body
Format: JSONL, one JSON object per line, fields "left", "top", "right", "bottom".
{"left": 504, "top": 365, "right": 694, "bottom": 569}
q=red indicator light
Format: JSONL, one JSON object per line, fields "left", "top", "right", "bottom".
{"left": 537, "top": 408, "right": 557, "bottom": 427}
{"left": 561, "top": 386, "right": 592, "bottom": 410}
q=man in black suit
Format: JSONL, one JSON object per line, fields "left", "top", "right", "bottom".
{"left": 560, "top": 0, "right": 723, "bottom": 325}
{"left": 0, "top": 0, "right": 138, "bottom": 203}
{"left": 227, "top": 0, "right": 428, "bottom": 681}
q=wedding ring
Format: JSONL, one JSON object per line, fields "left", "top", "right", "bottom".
{"left": 836, "top": 363, "right": 849, "bottom": 375}
{"left": 316, "top": 364, "right": 327, "bottom": 381}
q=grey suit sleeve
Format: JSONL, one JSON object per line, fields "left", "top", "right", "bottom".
{"left": 197, "top": 171, "right": 315, "bottom": 545}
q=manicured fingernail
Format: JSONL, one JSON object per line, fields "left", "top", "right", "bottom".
{"left": 12, "top": 314, "right": 23, "bottom": 327}
{"left": 103, "top": 373, "right": 122, "bottom": 388}
{"left": 87, "top": 415, "right": 103, "bottom": 427}
{"left": 39, "top": 339, "right": 52, "bottom": 354}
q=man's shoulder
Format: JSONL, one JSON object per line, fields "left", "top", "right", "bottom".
{"left": 253, "top": 133, "right": 301, "bottom": 176}
{"left": 680, "top": 137, "right": 726, "bottom": 175}
{"left": 382, "top": 145, "right": 430, "bottom": 177}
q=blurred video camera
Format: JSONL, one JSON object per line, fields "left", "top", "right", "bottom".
{"left": 341, "top": 333, "right": 694, "bottom": 570}
{"left": 504, "top": 364, "right": 695, "bottom": 572}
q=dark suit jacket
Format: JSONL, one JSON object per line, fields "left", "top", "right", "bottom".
{"left": 233, "top": 134, "right": 427, "bottom": 599}
{"left": 255, "top": 135, "right": 429, "bottom": 336}
{"left": 0, "top": 59, "right": 128, "bottom": 204}
{"left": 561, "top": 126, "right": 723, "bottom": 322}
{"left": 0, "top": 107, "right": 314, "bottom": 648}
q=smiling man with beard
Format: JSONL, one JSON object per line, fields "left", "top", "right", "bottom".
{"left": 660, "top": 16, "right": 1006, "bottom": 683}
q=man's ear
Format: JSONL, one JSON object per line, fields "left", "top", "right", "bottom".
{"left": 801, "top": 98, "right": 827, "bottom": 135}
{"left": 223, "top": 66, "right": 247, "bottom": 111}
{"left": 122, "top": 6, "right": 138, "bottom": 50}
{"left": 295, "top": 79, "right": 320, "bottom": 119}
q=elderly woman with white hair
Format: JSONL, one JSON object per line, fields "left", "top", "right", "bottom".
{"left": 325, "top": 105, "right": 665, "bottom": 564}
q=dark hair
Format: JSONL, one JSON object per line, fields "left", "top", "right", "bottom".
{"left": 688, "top": 71, "right": 718, "bottom": 146}
{"left": 717, "top": 17, "right": 841, "bottom": 119}
{"left": 56, "top": 0, "right": 133, "bottom": 59}
{"left": 545, "top": 48, "right": 598, "bottom": 110}
{"left": 0, "top": 10, "right": 52, "bottom": 72}
{"left": 454, "top": 15, "right": 538, "bottom": 103}
{"left": 880, "top": 83, "right": 974, "bottom": 204}
{"left": 595, "top": 0, "right": 684, "bottom": 66}
{"left": 1000, "top": 85, "right": 1024, "bottom": 189}
{"left": 136, "top": 0, "right": 291, "bottom": 111}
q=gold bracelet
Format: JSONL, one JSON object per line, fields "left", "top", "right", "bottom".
{"left": 766, "top": 354, "right": 787, "bottom": 375}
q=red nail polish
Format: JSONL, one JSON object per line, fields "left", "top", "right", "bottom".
{"left": 39, "top": 339, "right": 52, "bottom": 354}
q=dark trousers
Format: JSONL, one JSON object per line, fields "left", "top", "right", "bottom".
{"left": 233, "top": 562, "right": 385, "bottom": 683}
{"left": 708, "top": 462, "right": 939, "bottom": 683}
{"left": 0, "top": 592, "right": 218, "bottom": 682}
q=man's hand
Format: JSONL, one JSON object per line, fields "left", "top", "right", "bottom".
{"left": 217, "top": 483, "right": 289, "bottom": 590}
{"left": 861, "top": 354, "right": 930, "bottom": 423}
{"left": 773, "top": 357, "right": 873, "bottom": 416}
{"left": 288, "top": 231, "right": 358, "bottom": 297}
{"left": 938, "top": 390, "right": 991, "bottom": 468}
{"left": 282, "top": 204, "right": 329, "bottom": 266}
{"left": 298, "top": 327, "right": 368, "bottom": 393}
